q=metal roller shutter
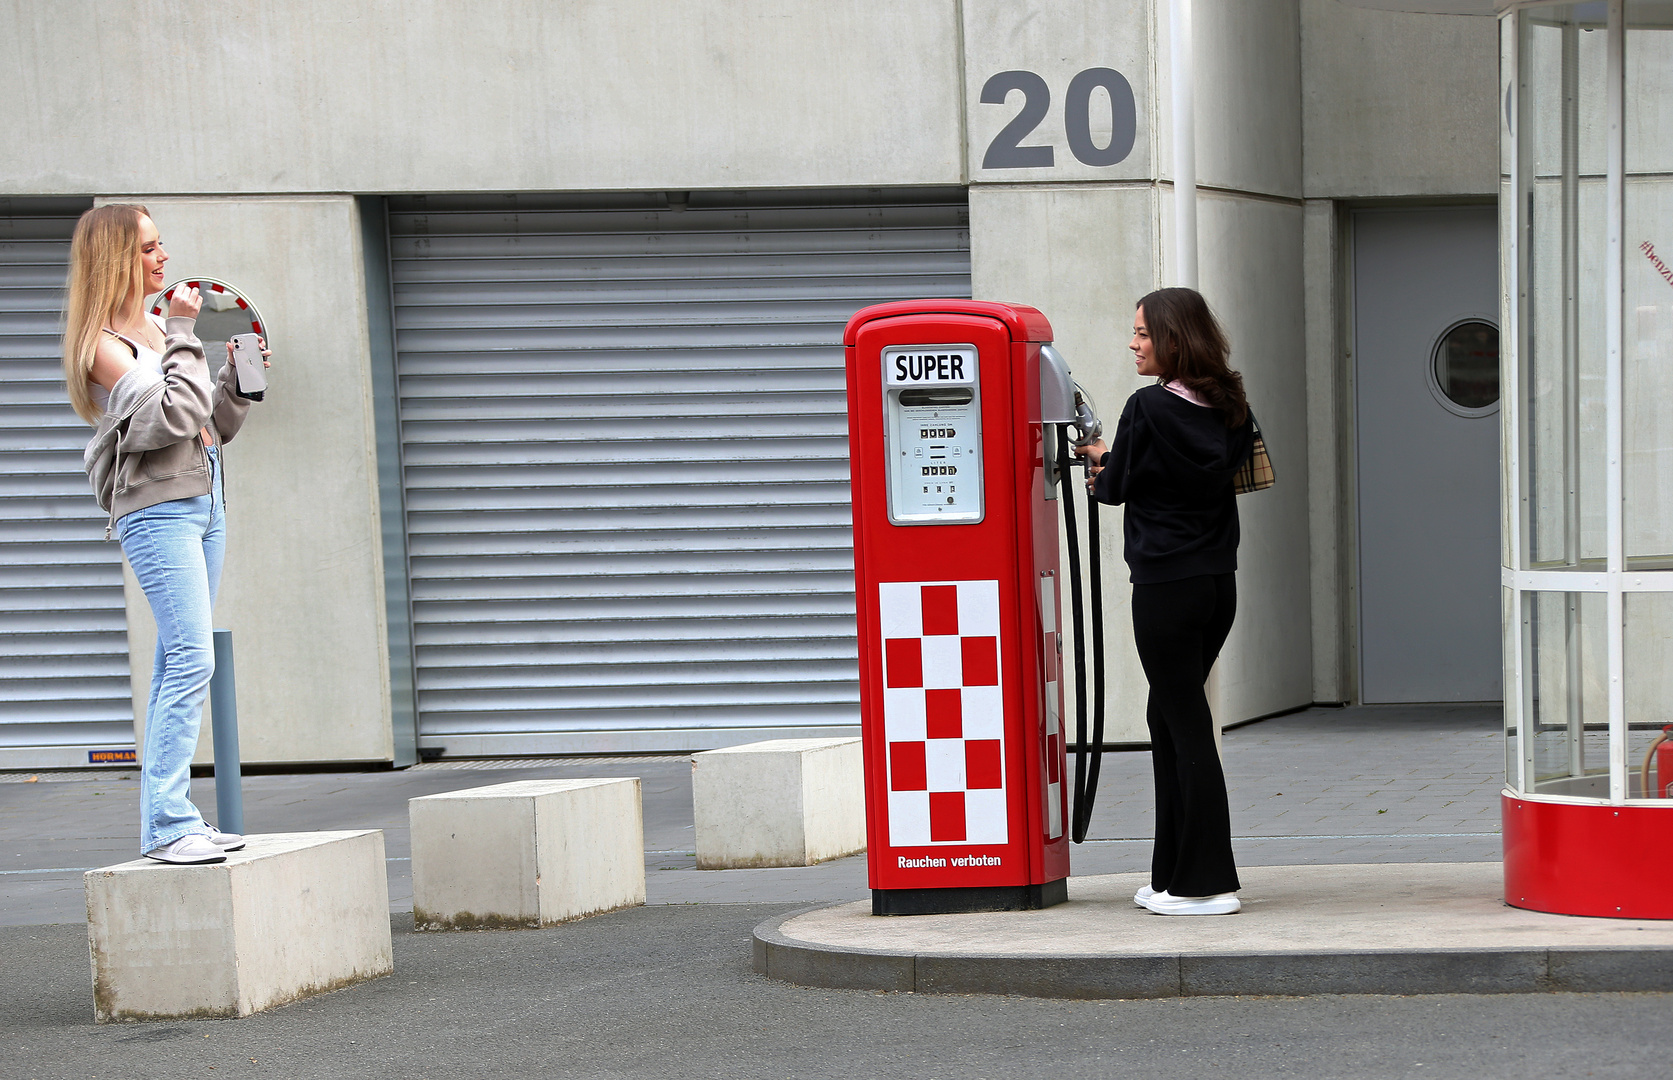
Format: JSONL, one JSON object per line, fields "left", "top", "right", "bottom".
{"left": 388, "top": 189, "right": 970, "bottom": 755}
{"left": 0, "top": 199, "right": 137, "bottom": 769}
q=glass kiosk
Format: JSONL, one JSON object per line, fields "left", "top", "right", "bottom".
{"left": 1500, "top": 1, "right": 1673, "bottom": 918}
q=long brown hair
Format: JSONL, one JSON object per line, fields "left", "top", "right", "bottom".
{"left": 1137, "top": 287, "right": 1248, "bottom": 428}
{"left": 62, "top": 204, "right": 151, "bottom": 424}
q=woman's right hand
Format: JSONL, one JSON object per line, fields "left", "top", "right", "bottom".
{"left": 167, "top": 285, "right": 202, "bottom": 320}
{"left": 1075, "top": 439, "right": 1109, "bottom": 476}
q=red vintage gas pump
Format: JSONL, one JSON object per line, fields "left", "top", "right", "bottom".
{"left": 844, "top": 300, "right": 1103, "bottom": 915}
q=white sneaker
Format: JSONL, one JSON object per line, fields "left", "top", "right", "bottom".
{"left": 144, "top": 834, "right": 228, "bottom": 864}
{"left": 1142, "top": 890, "right": 1240, "bottom": 916}
{"left": 204, "top": 828, "right": 245, "bottom": 851}
{"left": 1134, "top": 884, "right": 1157, "bottom": 908}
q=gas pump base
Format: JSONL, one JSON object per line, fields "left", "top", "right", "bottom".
{"left": 872, "top": 879, "right": 1066, "bottom": 916}
{"left": 755, "top": 863, "right": 1673, "bottom": 999}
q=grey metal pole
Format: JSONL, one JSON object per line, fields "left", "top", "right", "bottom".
{"left": 209, "top": 628, "right": 244, "bottom": 835}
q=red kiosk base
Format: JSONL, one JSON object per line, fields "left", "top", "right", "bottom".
{"left": 873, "top": 879, "right": 1068, "bottom": 916}
{"left": 1503, "top": 794, "right": 1673, "bottom": 920}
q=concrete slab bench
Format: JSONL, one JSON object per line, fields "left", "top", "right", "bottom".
{"left": 410, "top": 777, "right": 644, "bottom": 930}
{"left": 84, "top": 830, "right": 392, "bottom": 1022}
{"left": 692, "top": 737, "right": 866, "bottom": 868}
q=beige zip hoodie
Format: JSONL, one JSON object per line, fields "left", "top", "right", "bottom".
{"left": 82, "top": 316, "right": 255, "bottom": 538}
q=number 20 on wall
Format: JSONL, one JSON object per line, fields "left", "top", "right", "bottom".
{"left": 980, "top": 68, "right": 1137, "bottom": 169}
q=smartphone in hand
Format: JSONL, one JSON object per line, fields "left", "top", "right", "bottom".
{"left": 230, "top": 333, "right": 267, "bottom": 401}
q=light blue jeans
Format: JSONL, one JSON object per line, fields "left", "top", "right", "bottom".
{"left": 116, "top": 446, "right": 225, "bottom": 854}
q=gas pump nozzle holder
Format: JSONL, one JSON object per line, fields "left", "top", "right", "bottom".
{"left": 844, "top": 301, "right": 1105, "bottom": 916}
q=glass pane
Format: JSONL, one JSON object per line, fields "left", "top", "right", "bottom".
{"left": 1623, "top": 10, "right": 1673, "bottom": 564}
{"left": 1523, "top": 590, "right": 1608, "bottom": 797}
{"left": 1520, "top": 10, "right": 1610, "bottom": 570}
{"left": 1625, "top": 591, "right": 1673, "bottom": 797}
{"left": 1432, "top": 320, "right": 1500, "bottom": 410}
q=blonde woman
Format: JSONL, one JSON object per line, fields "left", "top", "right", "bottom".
{"left": 66, "top": 205, "right": 268, "bottom": 864}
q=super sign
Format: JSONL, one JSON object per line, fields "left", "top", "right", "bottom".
{"left": 886, "top": 347, "right": 977, "bottom": 385}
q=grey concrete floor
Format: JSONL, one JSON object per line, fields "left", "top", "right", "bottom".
{"left": 3, "top": 905, "right": 1664, "bottom": 1080}
{"left": 0, "top": 704, "right": 1505, "bottom": 926}
{"left": 8, "top": 704, "right": 1657, "bottom": 1080}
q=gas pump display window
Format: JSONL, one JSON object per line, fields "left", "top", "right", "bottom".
{"left": 882, "top": 344, "right": 983, "bottom": 525}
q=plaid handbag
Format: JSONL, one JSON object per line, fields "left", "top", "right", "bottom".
{"left": 1233, "top": 421, "right": 1274, "bottom": 495}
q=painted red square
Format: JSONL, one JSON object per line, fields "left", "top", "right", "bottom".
{"left": 925, "top": 688, "right": 962, "bottom": 739}
{"left": 889, "top": 742, "right": 927, "bottom": 791}
{"left": 965, "top": 739, "right": 1003, "bottom": 789}
{"left": 961, "top": 636, "right": 999, "bottom": 686}
{"left": 929, "top": 791, "right": 966, "bottom": 841}
{"left": 920, "top": 585, "right": 959, "bottom": 636}
{"left": 885, "top": 638, "right": 922, "bottom": 688}
{"left": 1047, "top": 732, "right": 1061, "bottom": 783}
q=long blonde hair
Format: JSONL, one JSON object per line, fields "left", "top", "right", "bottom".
{"left": 63, "top": 204, "right": 151, "bottom": 424}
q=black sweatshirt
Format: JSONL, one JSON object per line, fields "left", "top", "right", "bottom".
{"left": 1091, "top": 384, "right": 1257, "bottom": 584}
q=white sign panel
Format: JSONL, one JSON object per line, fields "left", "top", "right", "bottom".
{"left": 882, "top": 345, "right": 984, "bottom": 525}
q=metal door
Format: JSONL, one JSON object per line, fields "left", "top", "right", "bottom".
{"left": 1354, "top": 206, "right": 1502, "bottom": 703}
{"left": 0, "top": 199, "right": 137, "bottom": 768}
{"left": 387, "top": 189, "right": 971, "bottom": 755}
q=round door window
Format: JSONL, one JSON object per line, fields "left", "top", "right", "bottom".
{"left": 1430, "top": 319, "right": 1499, "bottom": 415}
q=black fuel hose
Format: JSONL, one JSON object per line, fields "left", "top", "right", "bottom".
{"left": 1057, "top": 426, "right": 1108, "bottom": 844}
{"left": 1079, "top": 478, "right": 1107, "bottom": 841}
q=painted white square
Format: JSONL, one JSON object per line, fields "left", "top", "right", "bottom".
{"left": 964, "top": 789, "right": 1009, "bottom": 845}
{"left": 924, "top": 738, "right": 967, "bottom": 792}
{"left": 877, "top": 582, "right": 924, "bottom": 638}
{"left": 882, "top": 687, "right": 927, "bottom": 742}
{"left": 888, "top": 790, "right": 930, "bottom": 848}
{"left": 1039, "top": 573, "right": 1056, "bottom": 634}
{"left": 960, "top": 685, "right": 1004, "bottom": 740}
{"left": 919, "top": 635, "right": 964, "bottom": 689}
{"left": 1047, "top": 781, "right": 1062, "bottom": 839}
{"left": 957, "top": 579, "right": 1001, "bottom": 636}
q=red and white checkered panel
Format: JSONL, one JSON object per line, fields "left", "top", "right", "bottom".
{"left": 879, "top": 580, "right": 1007, "bottom": 847}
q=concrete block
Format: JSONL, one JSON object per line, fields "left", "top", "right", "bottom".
{"left": 692, "top": 737, "right": 865, "bottom": 869}
{"left": 84, "top": 831, "right": 392, "bottom": 1022}
{"left": 410, "top": 777, "right": 644, "bottom": 930}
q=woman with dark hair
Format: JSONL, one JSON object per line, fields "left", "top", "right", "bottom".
{"left": 1076, "top": 286, "right": 1255, "bottom": 916}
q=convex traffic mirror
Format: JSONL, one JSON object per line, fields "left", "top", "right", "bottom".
{"left": 148, "top": 277, "right": 269, "bottom": 357}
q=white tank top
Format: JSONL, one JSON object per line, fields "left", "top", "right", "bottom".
{"left": 92, "top": 313, "right": 168, "bottom": 414}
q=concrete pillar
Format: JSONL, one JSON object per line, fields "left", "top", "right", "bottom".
{"left": 84, "top": 831, "right": 392, "bottom": 1021}
{"left": 692, "top": 737, "right": 866, "bottom": 868}
{"left": 409, "top": 777, "right": 645, "bottom": 930}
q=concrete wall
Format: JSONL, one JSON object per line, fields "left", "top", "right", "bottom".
{"left": 1297, "top": 1, "right": 1501, "bottom": 701}
{"left": 962, "top": 0, "right": 1156, "bottom": 184}
{"left": 1300, "top": 0, "right": 1500, "bottom": 198}
{"left": 1, "top": 0, "right": 963, "bottom": 195}
{"left": 8, "top": 1, "right": 1522, "bottom": 763}
{"left": 967, "top": 0, "right": 1314, "bottom": 739}
{"left": 1194, "top": 0, "right": 1305, "bottom": 199}
{"left": 118, "top": 196, "right": 394, "bottom": 765}
{"left": 970, "top": 183, "right": 1161, "bottom": 740}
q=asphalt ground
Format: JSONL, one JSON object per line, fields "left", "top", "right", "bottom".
{"left": 3, "top": 905, "right": 1664, "bottom": 1080}
{"left": 0, "top": 704, "right": 1505, "bottom": 925}
{"left": 4, "top": 704, "right": 1662, "bottom": 1079}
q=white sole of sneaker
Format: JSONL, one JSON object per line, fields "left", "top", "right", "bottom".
{"left": 143, "top": 850, "right": 227, "bottom": 865}
{"left": 1141, "top": 894, "right": 1241, "bottom": 916}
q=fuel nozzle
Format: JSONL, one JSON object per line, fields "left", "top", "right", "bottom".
{"left": 1038, "top": 344, "right": 1104, "bottom": 481}
{"left": 1070, "top": 383, "right": 1102, "bottom": 449}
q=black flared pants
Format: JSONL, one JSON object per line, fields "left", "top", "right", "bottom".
{"left": 1131, "top": 572, "right": 1241, "bottom": 897}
